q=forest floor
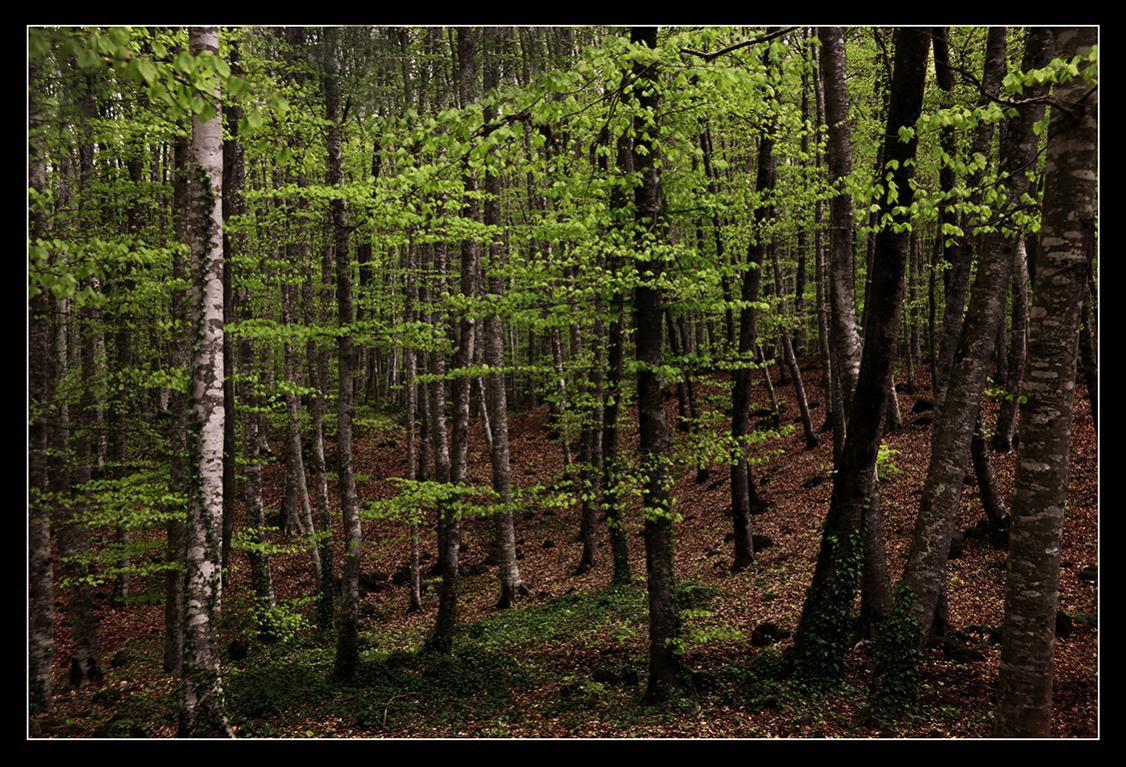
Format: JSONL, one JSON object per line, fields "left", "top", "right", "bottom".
{"left": 31, "top": 359, "right": 1098, "bottom": 739}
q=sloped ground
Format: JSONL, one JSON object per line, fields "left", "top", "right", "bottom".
{"left": 33, "top": 360, "right": 1097, "bottom": 738}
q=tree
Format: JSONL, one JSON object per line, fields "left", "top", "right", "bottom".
{"left": 816, "top": 27, "right": 861, "bottom": 463}
{"left": 994, "top": 26, "right": 1097, "bottom": 737}
{"left": 791, "top": 27, "right": 931, "bottom": 689}
{"left": 179, "top": 26, "right": 233, "bottom": 738}
{"left": 28, "top": 53, "right": 55, "bottom": 714}
{"left": 482, "top": 26, "right": 527, "bottom": 608}
{"left": 630, "top": 26, "right": 689, "bottom": 704}
{"left": 325, "top": 26, "right": 362, "bottom": 682}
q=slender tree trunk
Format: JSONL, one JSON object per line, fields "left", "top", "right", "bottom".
{"left": 404, "top": 242, "right": 423, "bottom": 613}
{"left": 482, "top": 26, "right": 526, "bottom": 607}
{"left": 179, "top": 26, "right": 233, "bottom": 738}
{"left": 930, "top": 26, "right": 958, "bottom": 383}
{"left": 450, "top": 26, "right": 479, "bottom": 497}
{"left": 221, "top": 40, "right": 246, "bottom": 598}
{"left": 971, "top": 411, "right": 1009, "bottom": 535}
{"left": 993, "top": 240, "right": 1030, "bottom": 451}
{"left": 817, "top": 27, "right": 862, "bottom": 463}
{"left": 427, "top": 238, "right": 457, "bottom": 652}
{"left": 995, "top": 28, "right": 1097, "bottom": 735}
{"left": 578, "top": 314, "right": 606, "bottom": 571}
{"left": 631, "top": 27, "right": 688, "bottom": 704}
{"left": 220, "top": 208, "right": 235, "bottom": 591}
{"left": 729, "top": 34, "right": 785, "bottom": 571}
{"left": 28, "top": 71, "right": 54, "bottom": 710}
{"left": 857, "top": 471, "right": 892, "bottom": 638}
{"left": 164, "top": 133, "right": 190, "bottom": 674}
{"left": 811, "top": 51, "right": 834, "bottom": 434}
{"left": 325, "top": 27, "right": 361, "bottom": 683}
{"left": 933, "top": 27, "right": 1007, "bottom": 415}
{"left": 699, "top": 125, "right": 735, "bottom": 348}
{"left": 792, "top": 27, "right": 931, "bottom": 689}
{"left": 310, "top": 243, "right": 335, "bottom": 629}
{"left": 771, "top": 241, "right": 818, "bottom": 448}
{"left": 603, "top": 134, "right": 632, "bottom": 586}
{"left": 53, "top": 288, "right": 101, "bottom": 688}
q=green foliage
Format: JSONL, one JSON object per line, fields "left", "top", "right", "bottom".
{"left": 876, "top": 442, "right": 901, "bottom": 482}
{"left": 789, "top": 527, "right": 865, "bottom": 691}
{"left": 463, "top": 586, "right": 647, "bottom": 650}
{"left": 868, "top": 584, "right": 923, "bottom": 720}
{"left": 983, "top": 377, "right": 1027, "bottom": 405}
{"left": 252, "top": 596, "right": 316, "bottom": 645}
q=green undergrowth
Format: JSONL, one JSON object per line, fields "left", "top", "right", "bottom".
{"left": 461, "top": 585, "right": 648, "bottom": 651}
{"left": 225, "top": 639, "right": 532, "bottom": 736}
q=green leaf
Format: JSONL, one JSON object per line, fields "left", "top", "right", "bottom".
{"left": 174, "top": 51, "right": 194, "bottom": 74}
{"left": 137, "top": 58, "right": 157, "bottom": 85}
{"left": 227, "top": 75, "right": 249, "bottom": 98}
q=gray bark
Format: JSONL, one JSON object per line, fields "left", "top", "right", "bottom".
{"left": 482, "top": 27, "right": 526, "bottom": 607}
{"left": 325, "top": 27, "right": 362, "bottom": 682}
{"left": 631, "top": 26, "right": 688, "bottom": 704}
{"left": 995, "top": 26, "right": 1097, "bottom": 737}
{"left": 793, "top": 27, "right": 931, "bottom": 688}
{"left": 993, "top": 240, "right": 1030, "bottom": 451}
{"left": 934, "top": 27, "right": 1008, "bottom": 415}
{"left": 179, "top": 26, "right": 233, "bottom": 738}
{"left": 817, "top": 27, "right": 862, "bottom": 461}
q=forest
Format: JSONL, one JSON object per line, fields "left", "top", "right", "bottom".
{"left": 27, "top": 25, "right": 1098, "bottom": 739}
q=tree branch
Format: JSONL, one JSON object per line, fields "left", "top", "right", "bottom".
{"left": 680, "top": 27, "right": 799, "bottom": 63}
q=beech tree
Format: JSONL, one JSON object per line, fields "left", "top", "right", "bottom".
{"left": 791, "top": 27, "right": 931, "bottom": 688}
{"left": 994, "top": 26, "right": 1097, "bottom": 737}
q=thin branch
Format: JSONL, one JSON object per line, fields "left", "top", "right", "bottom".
{"left": 680, "top": 26, "right": 799, "bottom": 63}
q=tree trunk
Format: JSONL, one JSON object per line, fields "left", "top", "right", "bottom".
{"left": 730, "top": 33, "right": 785, "bottom": 572}
{"left": 792, "top": 27, "right": 930, "bottom": 689}
{"left": 817, "top": 27, "right": 863, "bottom": 464}
{"left": 164, "top": 133, "right": 190, "bottom": 675}
{"left": 933, "top": 27, "right": 1007, "bottom": 415}
{"left": 971, "top": 412, "right": 1009, "bottom": 536}
{"left": 325, "top": 27, "right": 362, "bottom": 683}
{"left": 603, "top": 134, "right": 633, "bottom": 586}
{"left": 54, "top": 287, "right": 101, "bottom": 689}
{"left": 309, "top": 242, "right": 336, "bottom": 629}
{"left": 631, "top": 27, "right": 689, "bottom": 704}
{"left": 993, "top": 239, "right": 1029, "bottom": 452}
{"left": 930, "top": 26, "right": 957, "bottom": 383}
{"left": 404, "top": 242, "right": 423, "bottom": 613}
{"left": 482, "top": 27, "right": 526, "bottom": 608}
{"left": 427, "top": 239, "right": 457, "bottom": 653}
{"left": 179, "top": 26, "right": 233, "bottom": 738}
{"left": 810, "top": 48, "right": 834, "bottom": 433}
{"left": 28, "top": 69, "right": 54, "bottom": 710}
{"left": 771, "top": 240, "right": 819, "bottom": 448}
{"left": 994, "top": 27, "right": 1097, "bottom": 736}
